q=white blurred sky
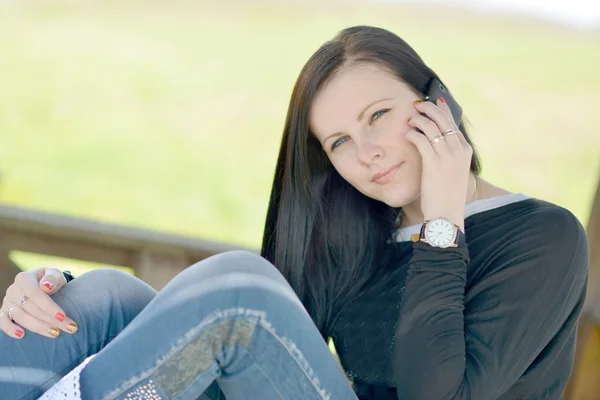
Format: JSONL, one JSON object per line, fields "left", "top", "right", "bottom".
{"left": 380, "top": 0, "right": 600, "bottom": 29}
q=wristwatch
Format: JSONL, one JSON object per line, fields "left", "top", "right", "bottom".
{"left": 63, "top": 270, "right": 75, "bottom": 283}
{"left": 410, "top": 217, "right": 466, "bottom": 248}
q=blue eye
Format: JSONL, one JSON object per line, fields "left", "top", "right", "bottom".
{"left": 370, "top": 109, "right": 390, "bottom": 125}
{"left": 331, "top": 136, "right": 349, "bottom": 151}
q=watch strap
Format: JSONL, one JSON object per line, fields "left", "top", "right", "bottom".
{"left": 63, "top": 270, "right": 75, "bottom": 283}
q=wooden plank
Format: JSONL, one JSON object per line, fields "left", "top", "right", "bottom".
{"left": 0, "top": 258, "right": 21, "bottom": 294}
{"left": 0, "top": 240, "right": 22, "bottom": 293}
{"left": 583, "top": 171, "right": 600, "bottom": 312}
{"left": 565, "top": 315, "right": 600, "bottom": 400}
{"left": 564, "top": 171, "right": 600, "bottom": 399}
{"left": 0, "top": 204, "right": 249, "bottom": 258}
{"left": 0, "top": 229, "right": 134, "bottom": 267}
{"left": 133, "top": 249, "right": 190, "bottom": 290}
{"left": 0, "top": 229, "right": 221, "bottom": 291}
{"left": 0, "top": 229, "right": 224, "bottom": 289}
{"left": 0, "top": 204, "right": 254, "bottom": 291}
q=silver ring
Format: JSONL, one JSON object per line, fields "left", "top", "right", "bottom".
{"left": 19, "top": 296, "right": 29, "bottom": 307}
{"left": 430, "top": 135, "right": 445, "bottom": 144}
{"left": 443, "top": 128, "right": 458, "bottom": 136}
{"left": 7, "top": 306, "right": 16, "bottom": 322}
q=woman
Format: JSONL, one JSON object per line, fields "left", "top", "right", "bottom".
{"left": 0, "top": 26, "right": 588, "bottom": 400}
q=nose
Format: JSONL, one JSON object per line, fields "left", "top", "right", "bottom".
{"left": 356, "top": 138, "right": 384, "bottom": 165}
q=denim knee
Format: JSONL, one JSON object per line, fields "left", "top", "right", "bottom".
{"left": 180, "top": 250, "right": 292, "bottom": 290}
{"left": 64, "top": 268, "right": 157, "bottom": 305}
{"left": 53, "top": 268, "right": 157, "bottom": 347}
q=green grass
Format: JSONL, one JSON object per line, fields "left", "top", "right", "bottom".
{"left": 1, "top": 1, "right": 599, "bottom": 273}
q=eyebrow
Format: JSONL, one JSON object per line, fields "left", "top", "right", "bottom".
{"left": 357, "top": 98, "right": 392, "bottom": 121}
{"left": 321, "top": 97, "right": 393, "bottom": 145}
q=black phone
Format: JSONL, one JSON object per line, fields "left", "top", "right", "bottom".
{"left": 424, "top": 78, "right": 463, "bottom": 125}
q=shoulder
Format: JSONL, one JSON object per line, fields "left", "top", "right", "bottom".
{"left": 499, "top": 199, "right": 588, "bottom": 276}
{"left": 469, "top": 199, "right": 588, "bottom": 304}
{"left": 514, "top": 200, "right": 587, "bottom": 246}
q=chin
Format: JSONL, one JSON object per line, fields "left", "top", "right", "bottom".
{"left": 355, "top": 174, "right": 419, "bottom": 208}
{"left": 374, "top": 186, "right": 418, "bottom": 208}
{"left": 381, "top": 197, "right": 410, "bottom": 208}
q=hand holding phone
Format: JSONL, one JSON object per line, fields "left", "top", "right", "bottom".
{"left": 406, "top": 79, "right": 473, "bottom": 233}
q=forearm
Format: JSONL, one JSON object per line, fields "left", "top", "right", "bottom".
{"left": 394, "top": 242, "right": 471, "bottom": 399}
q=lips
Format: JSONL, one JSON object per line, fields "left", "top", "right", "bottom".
{"left": 371, "top": 162, "right": 404, "bottom": 184}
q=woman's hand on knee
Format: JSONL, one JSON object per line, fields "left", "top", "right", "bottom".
{"left": 0, "top": 268, "right": 78, "bottom": 339}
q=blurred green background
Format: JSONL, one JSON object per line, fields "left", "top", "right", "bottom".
{"left": 1, "top": 1, "right": 599, "bottom": 273}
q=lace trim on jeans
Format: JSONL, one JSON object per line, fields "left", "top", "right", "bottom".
{"left": 38, "top": 355, "right": 95, "bottom": 400}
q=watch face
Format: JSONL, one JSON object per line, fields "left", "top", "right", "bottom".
{"left": 425, "top": 219, "right": 456, "bottom": 247}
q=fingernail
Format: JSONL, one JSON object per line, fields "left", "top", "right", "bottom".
{"left": 414, "top": 100, "right": 424, "bottom": 105}
{"left": 55, "top": 313, "right": 65, "bottom": 322}
{"left": 15, "top": 329, "right": 24, "bottom": 338}
{"left": 41, "top": 281, "right": 53, "bottom": 290}
{"left": 67, "top": 323, "right": 78, "bottom": 333}
{"left": 48, "top": 327, "right": 60, "bottom": 337}
{"left": 437, "top": 96, "right": 445, "bottom": 104}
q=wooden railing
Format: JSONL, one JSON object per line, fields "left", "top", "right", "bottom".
{"left": 0, "top": 204, "right": 253, "bottom": 291}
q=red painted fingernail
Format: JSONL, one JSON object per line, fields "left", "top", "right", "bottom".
{"left": 15, "top": 329, "right": 24, "bottom": 338}
{"left": 437, "top": 96, "right": 445, "bottom": 103}
{"left": 55, "top": 313, "right": 65, "bottom": 322}
{"left": 41, "top": 281, "right": 53, "bottom": 290}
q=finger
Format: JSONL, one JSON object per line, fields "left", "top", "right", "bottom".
{"left": 39, "top": 268, "right": 67, "bottom": 294}
{"left": 407, "top": 115, "right": 450, "bottom": 155}
{"left": 408, "top": 114, "right": 442, "bottom": 141}
{"left": 438, "top": 127, "right": 463, "bottom": 151}
{"left": 4, "top": 302, "right": 61, "bottom": 338}
{"left": 415, "top": 100, "right": 456, "bottom": 132}
{"left": 16, "top": 290, "right": 78, "bottom": 334}
{"left": 11, "top": 275, "right": 78, "bottom": 334}
{"left": 0, "top": 306, "right": 26, "bottom": 339}
{"left": 433, "top": 97, "right": 460, "bottom": 128}
{"left": 443, "top": 127, "right": 468, "bottom": 150}
{"left": 434, "top": 98, "right": 469, "bottom": 146}
{"left": 441, "top": 131, "right": 464, "bottom": 151}
{"left": 405, "top": 129, "right": 437, "bottom": 161}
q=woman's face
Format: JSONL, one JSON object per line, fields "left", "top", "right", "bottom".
{"left": 310, "top": 63, "right": 423, "bottom": 208}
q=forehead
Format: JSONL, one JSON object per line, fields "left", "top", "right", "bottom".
{"left": 309, "top": 64, "right": 409, "bottom": 139}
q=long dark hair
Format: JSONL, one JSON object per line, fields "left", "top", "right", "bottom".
{"left": 261, "top": 26, "right": 482, "bottom": 337}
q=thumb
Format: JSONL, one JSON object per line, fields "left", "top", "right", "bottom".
{"left": 39, "top": 268, "right": 66, "bottom": 294}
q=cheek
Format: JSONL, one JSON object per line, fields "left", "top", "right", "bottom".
{"left": 379, "top": 111, "right": 411, "bottom": 138}
{"left": 376, "top": 119, "right": 410, "bottom": 148}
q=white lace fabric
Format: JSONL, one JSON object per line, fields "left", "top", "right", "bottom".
{"left": 38, "top": 355, "right": 96, "bottom": 400}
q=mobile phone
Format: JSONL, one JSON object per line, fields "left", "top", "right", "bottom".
{"left": 425, "top": 78, "right": 463, "bottom": 124}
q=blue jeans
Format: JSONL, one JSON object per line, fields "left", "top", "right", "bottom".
{"left": 0, "top": 251, "right": 357, "bottom": 399}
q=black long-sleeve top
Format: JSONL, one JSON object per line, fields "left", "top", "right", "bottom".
{"left": 329, "top": 196, "right": 589, "bottom": 399}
